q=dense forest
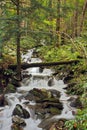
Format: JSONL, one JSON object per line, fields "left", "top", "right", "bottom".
{"left": 0, "top": 0, "right": 87, "bottom": 130}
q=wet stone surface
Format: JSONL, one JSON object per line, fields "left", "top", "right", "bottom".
{"left": 25, "top": 88, "right": 63, "bottom": 119}
{"left": 12, "top": 104, "right": 30, "bottom": 119}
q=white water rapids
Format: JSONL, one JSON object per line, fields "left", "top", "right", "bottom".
{"left": 0, "top": 48, "right": 76, "bottom": 130}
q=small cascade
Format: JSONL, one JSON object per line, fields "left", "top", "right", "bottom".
{"left": 0, "top": 48, "right": 77, "bottom": 130}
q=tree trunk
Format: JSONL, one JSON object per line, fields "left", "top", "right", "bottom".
{"left": 79, "top": 0, "right": 87, "bottom": 35}
{"left": 56, "top": 0, "right": 61, "bottom": 47}
{"left": 8, "top": 60, "right": 79, "bottom": 70}
{"left": 56, "top": 0, "right": 61, "bottom": 32}
{"left": 72, "top": 1, "right": 79, "bottom": 38}
{"left": 16, "top": 0, "right": 21, "bottom": 80}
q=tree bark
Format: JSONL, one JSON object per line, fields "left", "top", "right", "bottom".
{"left": 72, "top": 1, "right": 79, "bottom": 38}
{"left": 16, "top": 0, "right": 21, "bottom": 80}
{"left": 79, "top": 0, "right": 87, "bottom": 35}
{"left": 56, "top": 0, "right": 61, "bottom": 32}
{"left": 56, "top": 0, "right": 61, "bottom": 47}
{"left": 8, "top": 60, "right": 79, "bottom": 70}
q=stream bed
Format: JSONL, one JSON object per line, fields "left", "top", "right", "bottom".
{"left": 0, "top": 48, "right": 77, "bottom": 130}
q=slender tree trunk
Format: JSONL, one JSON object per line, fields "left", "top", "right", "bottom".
{"left": 74, "top": 0, "right": 78, "bottom": 37}
{"left": 56, "top": 0, "right": 61, "bottom": 32}
{"left": 16, "top": 0, "right": 21, "bottom": 80}
{"left": 0, "top": 3, "right": 3, "bottom": 58}
{"left": 79, "top": 0, "right": 87, "bottom": 35}
{"left": 56, "top": 0, "right": 61, "bottom": 47}
{"left": 48, "top": 0, "right": 53, "bottom": 30}
{"left": 72, "top": 1, "right": 79, "bottom": 38}
{"left": 48, "top": 0, "right": 54, "bottom": 42}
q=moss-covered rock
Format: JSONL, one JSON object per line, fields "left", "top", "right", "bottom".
{"left": 12, "top": 104, "right": 30, "bottom": 119}
{"left": 49, "top": 107, "right": 61, "bottom": 115}
{"left": 5, "top": 83, "right": 16, "bottom": 93}
{"left": 26, "top": 88, "right": 63, "bottom": 119}
{"left": 12, "top": 115, "right": 26, "bottom": 126}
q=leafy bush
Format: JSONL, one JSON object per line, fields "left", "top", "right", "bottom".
{"left": 65, "top": 109, "right": 87, "bottom": 130}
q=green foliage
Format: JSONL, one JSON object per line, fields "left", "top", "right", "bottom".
{"left": 4, "top": 69, "right": 13, "bottom": 76}
{"left": 39, "top": 44, "right": 80, "bottom": 62}
{"left": 73, "top": 37, "right": 87, "bottom": 58}
{"left": 65, "top": 109, "right": 87, "bottom": 130}
{"left": 20, "top": 36, "right": 36, "bottom": 51}
{"left": 65, "top": 80, "right": 87, "bottom": 130}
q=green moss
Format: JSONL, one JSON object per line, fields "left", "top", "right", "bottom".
{"left": 50, "top": 107, "right": 61, "bottom": 115}
{"left": 6, "top": 83, "right": 16, "bottom": 93}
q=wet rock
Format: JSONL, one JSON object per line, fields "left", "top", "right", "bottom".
{"left": 22, "top": 77, "right": 31, "bottom": 86}
{"left": 23, "top": 101, "right": 30, "bottom": 105}
{"left": 48, "top": 77, "right": 55, "bottom": 86}
{"left": 0, "top": 94, "right": 5, "bottom": 106}
{"left": 38, "top": 118, "right": 67, "bottom": 130}
{"left": 25, "top": 88, "right": 63, "bottom": 119}
{"left": 38, "top": 118, "right": 55, "bottom": 130}
{"left": 28, "top": 101, "right": 62, "bottom": 119}
{"left": 70, "top": 97, "right": 82, "bottom": 108}
{"left": 12, "top": 104, "right": 30, "bottom": 119}
{"left": 25, "top": 92, "right": 35, "bottom": 101}
{"left": 25, "top": 88, "right": 61, "bottom": 102}
{"left": 12, "top": 115, "right": 26, "bottom": 126}
{"left": 48, "top": 89, "right": 60, "bottom": 98}
{"left": 72, "top": 110, "right": 77, "bottom": 115}
{"left": 25, "top": 88, "right": 53, "bottom": 102}
{"left": 39, "top": 67, "right": 44, "bottom": 73}
{"left": 49, "top": 107, "right": 62, "bottom": 115}
{"left": 22, "top": 74, "right": 32, "bottom": 79}
{"left": 37, "top": 98, "right": 60, "bottom": 103}
{"left": 43, "top": 101, "right": 63, "bottom": 109}
{"left": 49, "top": 119, "right": 67, "bottom": 130}
{"left": 11, "top": 78, "right": 21, "bottom": 87}
{"left": 67, "top": 96, "right": 77, "bottom": 102}
{"left": 63, "top": 75, "right": 73, "bottom": 84}
{"left": 64, "top": 83, "right": 76, "bottom": 90}
{"left": 21, "top": 70, "right": 32, "bottom": 79}
{"left": 21, "top": 70, "right": 29, "bottom": 75}
{"left": 5, "top": 83, "right": 16, "bottom": 93}
{"left": 11, "top": 124, "right": 24, "bottom": 130}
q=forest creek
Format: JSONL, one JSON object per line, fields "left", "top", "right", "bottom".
{"left": 0, "top": 48, "right": 83, "bottom": 130}
{"left": 0, "top": 1, "right": 87, "bottom": 130}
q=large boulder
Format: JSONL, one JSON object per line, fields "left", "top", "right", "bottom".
{"left": 25, "top": 88, "right": 60, "bottom": 102}
{"left": 26, "top": 88, "right": 63, "bottom": 119}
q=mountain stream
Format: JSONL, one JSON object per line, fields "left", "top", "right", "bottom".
{"left": 0, "top": 48, "right": 77, "bottom": 130}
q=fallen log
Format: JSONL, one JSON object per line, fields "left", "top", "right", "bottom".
{"left": 8, "top": 60, "right": 79, "bottom": 70}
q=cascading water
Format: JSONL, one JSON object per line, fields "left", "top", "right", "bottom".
{"left": 0, "top": 48, "right": 76, "bottom": 130}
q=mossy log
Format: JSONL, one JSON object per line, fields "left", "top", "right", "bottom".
{"left": 8, "top": 60, "right": 79, "bottom": 70}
